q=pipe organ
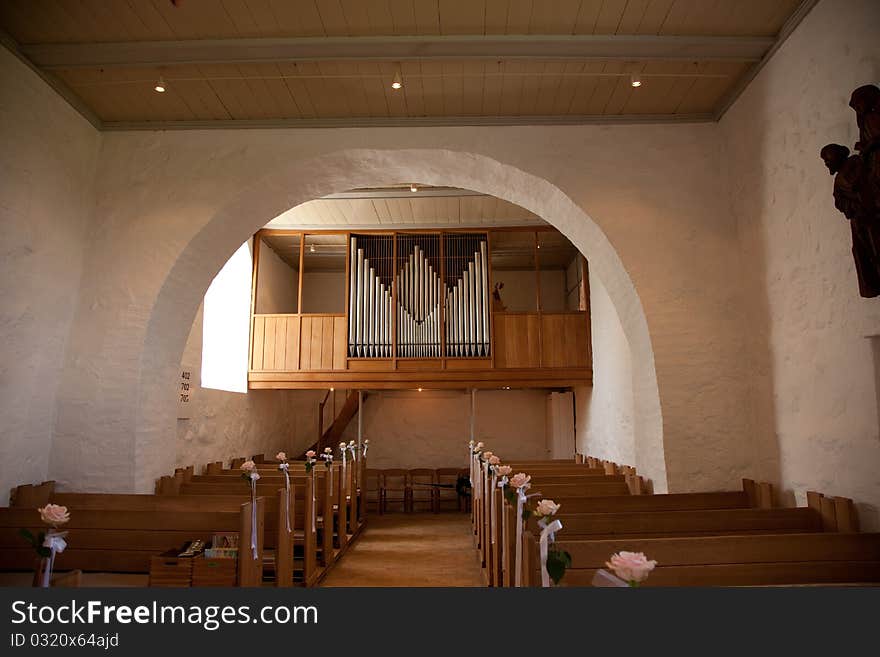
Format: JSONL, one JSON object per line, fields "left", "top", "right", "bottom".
{"left": 444, "top": 233, "right": 490, "bottom": 357}
{"left": 348, "top": 232, "right": 490, "bottom": 359}
{"left": 349, "top": 235, "right": 394, "bottom": 357}
{"left": 250, "top": 225, "right": 592, "bottom": 390}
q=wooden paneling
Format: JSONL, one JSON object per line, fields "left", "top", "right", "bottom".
{"left": 0, "top": 1, "right": 802, "bottom": 43}
{"left": 298, "top": 314, "right": 347, "bottom": 371}
{"left": 493, "top": 313, "right": 540, "bottom": 368}
{"left": 251, "top": 315, "right": 299, "bottom": 371}
{"left": 540, "top": 313, "right": 590, "bottom": 368}
{"left": 397, "top": 359, "right": 443, "bottom": 371}
{"left": 445, "top": 358, "right": 492, "bottom": 370}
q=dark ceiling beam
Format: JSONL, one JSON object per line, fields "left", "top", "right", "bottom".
{"left": 23, "top": 34, "right": 774, "bottom": 70}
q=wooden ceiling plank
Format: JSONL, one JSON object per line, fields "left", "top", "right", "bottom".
{"left": 197, "top": 63, "right": 248, "bottom": 119}
{"left": 498, "top": 60, "right": 526, "bottom": 116}
{"left": 401, "top": 60, "right": 426, "bottom": 116}
{"left": 550, "top": 60, "right": 584, "bottom": 114}
{"left": 441, "top": 59, "right": 465, "bottom": 116}
{"left": 516, "top": 60, "right": 544, "bottom": 115}
{"left": 241, "top": 0, "right": 282, "bottom": 36}
{"left": 389, "top": 0, "right": 419, "bottom": 35}
{"left": 236, "top": 62, "right": 284, "bottom": 118}
{"left": 593, "top": 0, "right": 628, "bottom": 34}
{"left": 480, "top": 60, "right": 503, "bottom": 116}
{"left": 585, "top": 60, "right": 622, "bottom": 113}
{"left": 357, "top": 60, "right": 392, "bottom": 117}
{"left": 419, "top": 60, "right": 444, "bottom": 116}
{"left": 573, "top": 0, "right": 603, "bottom": 34}
{"left": 258, "top": 62, "right": 304, "bottom": 118}
{"left": 615, "top": 0, "right": 652, "bottom": 34}
{"left": 379, "top": 60, "right": 410, "bottom": 116}
{"left": 269, "top": 0, "right": 325, "bottom": 36}
{"left": 504, "top": 0, "right": 532, "bottom": 34}
{"left": 365, "top": 0, "right": 396, "bottom": 35}
{"left": 0, "top": 1, "right": 44, "bottom": 44}
{"left": 528, "top": 0, "right": 580, "bottom": 35}
{"left": 220, "top": 0, "right": 260, "bottom": 36}
{"left": 603, "top": 61, "right": 643, "bottom": 114}
{"left": 634, "top": 0, "right": 675, "bottom": 35}
{"left": 483, "top": 0, "right": 509, "bottom": 34}
{"left": 438, "top": 0, "right": 486, "bottom": 35}
{"left": 460, "top": 60, "right": 484, "bottom": 115}
{"left": 331, "top": 60, "right": 372, "bottom": 117}
{"left": 68, "top": 0, "right": 132, "bottom": 42}
{"left": 412, "top": 0, "right": 441, "bottom": 35}
{"left": 372, "top": 198, "right": 392, "bottom": 224}
{"left": 277, "top": 62, "right": 317, "bottom": 118}
{"left": 312, "top": 0, "right": 347, "bottom": 35}
{"left": 339, "top": 0, "right": 373, "bottom": 36}
{"left": 146, "top": 0, "right": 202, "bottom": 39}
{"left": 533, "top": 60, "right": 566, "bottom": 116}
{"left": 565, "top": 60, "right": 602, "bottom": 114}
{"left": 658, "top": 0, "right": 696, "bottom": 35}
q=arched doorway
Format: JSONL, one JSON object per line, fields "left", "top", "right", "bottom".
{"left": 128, "top": 149, "right": 664, "bottom": 492}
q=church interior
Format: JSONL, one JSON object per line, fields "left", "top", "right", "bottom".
{"left": 2, "top": 0, "right": 880, "bottom": 590}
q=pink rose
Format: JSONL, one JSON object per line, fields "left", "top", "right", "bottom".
{"left": 509, "top": 473, "right": 531, "bottom": 489}
{"left": 275, "top": 452, "right": 287, "bottom": 461}
{"left": 38, "top": 504, "right": 70, "bottom": 527}
{"left": 536, "top": 499, "right": 560, "bottom": 516}
{"left": 606, "top": 551, "right": 657, "bottom": 584}
{"left": 496, "top": 465, "right": 512, "bottom": 477}
{"left": 488, "top": 455, "right": 501, "bottom": 466}
{"left": 324, "top": 447, "right": 332, "bottom": 453}
{"left": 305, "top": 450, "right": 316, "bottom": 459}
{"left": 339, "top": 442, "right": 347, "bottom": 450}
{"left": 240, "top": 460, "right": 256, "bottom": 472}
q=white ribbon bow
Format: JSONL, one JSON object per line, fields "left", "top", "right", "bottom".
{"left": 249, "top": 474, "right": 258, "bottom": 560}
{"left": 490, "top": 471, "right": 498, "bottom": 545}
{"left": 362, "top": 442, "right": 369, "bottom": 457}
{"left": 279, "top": 463, "right": 291, "bottom": 534}
{"left": 311, "top": 467, "right": 317, "bottom": 533}
{"left": 40, "top": 531, "right": 68, "bottom": 588}
{"left": 513, "top": 484, "right": 529, "bottom": 587}
{"left": 339, "top": 445, "right": 347, "bottom": 493}
{"left": 538, "top": 518, "right": 563, "bottom": 588}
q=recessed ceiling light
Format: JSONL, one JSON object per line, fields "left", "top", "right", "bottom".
{"left": 392, "top": 70, "right": 403, "bottom": 90}
{"left": 309, "top": 244, "right": 316, "bottom": 253}
{"left": 417, "top": 387, "right": 423, "bottom": 392}
{"left": 630, "top": 74, "right": 642, "bottom": 88}
{"left": 154, "top": 75, "right": 166, "bottom": 93}
{"left": 410, "top": 184, "right": 418, "bottom": 193}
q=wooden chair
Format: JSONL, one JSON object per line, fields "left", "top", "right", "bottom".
{"left": 435, "top": 468, "right": 464, "bottom": 512}
{"left": 364, "top": 469, "right": 382, "bottom": 515}
{"left": 380, "top": 469, "right": 409, "bottom": 514}
{"left": 409, "top": 469, "right": 438, "bottom": 513}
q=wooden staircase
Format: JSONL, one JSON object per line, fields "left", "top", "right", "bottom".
{"left": 300, "top": 390, "right": 362, "bottom": 457}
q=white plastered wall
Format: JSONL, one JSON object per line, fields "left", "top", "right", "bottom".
{"left": 340, "top": 389, "right": 550, "bottom": 470}
{"left": 576, "top": 269, "right": 636, "bottom": 467}
{"left": 0, "top": 48, "right": 100, "bottom": 503}
{"left": 721, "top": 0, "right": 880, "bottom": 527}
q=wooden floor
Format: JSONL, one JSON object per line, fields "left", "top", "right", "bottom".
{"left": 320, "top": 513, "right": 484, "bottom": 587}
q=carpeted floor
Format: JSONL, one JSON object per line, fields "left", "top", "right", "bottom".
{"left": 320, "top": 513, "right": 484, "bottom": 587}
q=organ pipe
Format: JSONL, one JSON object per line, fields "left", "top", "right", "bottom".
{"left": 349, "top": 233, "right": 488, "bottom": 359}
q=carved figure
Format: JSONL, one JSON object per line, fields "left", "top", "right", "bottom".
{"left": 821, "top": 84, "right": 880, "bottom": 297}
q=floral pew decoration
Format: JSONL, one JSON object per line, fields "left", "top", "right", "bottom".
{"left": 276, "top": 452, "right": 291, "bottom": 534}
{"left": 486, "top": 454, "right": 502, "bottom": 550}
{"left": 603, "top": 551, "right": 658, "bottom": 587}
{"left": 20, "top": 504, "right": 70, "bottom": 587}
{"left": 304, "top": 450, "right": 317, "bottom": 531}
{"left": 533, "top": 499, "right": 570, "bottom": 587}
{"left": 320, "top": 447, "right": 333, "bottom": 490}
{"left": 240, "top": 460, "right": 261, "bottom": 559}
{"left": 502, "top": 471, "right": 535, "bottom": 587}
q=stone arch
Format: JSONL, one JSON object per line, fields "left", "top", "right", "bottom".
{"left": 134, "top": 148, "right": 666, "bottom": 491}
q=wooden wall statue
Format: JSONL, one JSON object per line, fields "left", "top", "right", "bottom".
{"left": 820, "top": 84, "right": 880, "bottom": 297}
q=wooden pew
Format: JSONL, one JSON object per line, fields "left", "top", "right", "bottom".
{"left": 0, "top": 501, "right": 264, "bottom": 586}
{"left": 523, "top": 531, "right": 880, "bottom": 586}
{"left": 178, "top": 472, "right": 333, "bottom": 586}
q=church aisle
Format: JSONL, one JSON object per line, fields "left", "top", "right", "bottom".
{"left": 320, "top": 514, "right": 484, "bottom": 587}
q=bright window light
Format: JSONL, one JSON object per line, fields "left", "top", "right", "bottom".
{"left": 201, "top": 241, "right": 252, "bottom": 393}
